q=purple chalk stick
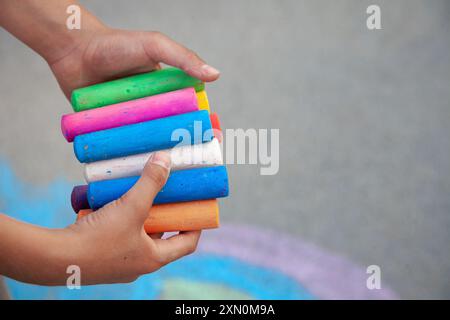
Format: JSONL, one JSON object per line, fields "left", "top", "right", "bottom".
{"left": 71, "top": 185, "right": 90, "bottom": 213}
{"left": 61, "top": 87, "right": 199, "bottom": 142}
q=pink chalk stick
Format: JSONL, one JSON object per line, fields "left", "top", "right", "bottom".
{"left": 61, "top": 87, "right": 199, "bottom": 142}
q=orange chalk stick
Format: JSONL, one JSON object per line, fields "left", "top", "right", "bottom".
{"left": 77, "top": 199, "right": 219, "bottom": 233}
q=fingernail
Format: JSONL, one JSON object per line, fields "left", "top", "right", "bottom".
{"left": 201, "top": 64, "right": 220, "bottom": 76}
{"left": 150, "top": 151, "right": 171, "bottom": 170}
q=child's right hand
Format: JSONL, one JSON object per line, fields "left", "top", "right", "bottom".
{"left": 64, "top": 151, "right": 201, "bottom": 285}
{"left": 1, "top": 151, "right": 200, "bottom": 285}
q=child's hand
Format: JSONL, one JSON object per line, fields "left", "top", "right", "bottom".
{"left": 0, "top": 1, "right": 207, "bottom": 286}
{"left": 50, "top": 27, "right": 220, "bottom": 99}
{"left": 1, "top": 151, "right": 199, "bottom": 285}
{"left": 1, "top": 1, "right": 220, "bottom": 99}
{"left": 65, "top": 151, "right": 201, "bottom": 284}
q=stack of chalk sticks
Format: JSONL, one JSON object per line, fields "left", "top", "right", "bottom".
{"left": 62, "top": 67, "right": 229, "bottom": 233}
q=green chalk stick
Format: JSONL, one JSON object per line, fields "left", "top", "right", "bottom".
{"left": 70, "top": 67, "right": 204, "bottom": 112}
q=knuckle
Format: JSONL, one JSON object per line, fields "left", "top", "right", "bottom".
{"left": 144, "top": 166, "right": 168, "bottom": 189}
{"left": 186, "top": 240, "right": 198, "bottom": 255}
{"left": 115, "top": 194, "right": 139, "bottom": 211}
{"left": 149, "top": 31, "right": 166, "bottom": 44}
{"left": 187, "top": 50, "right": 200, "bottom": 61}
{"left": 145, "top": 31, "right": 166, "bottom": 57}
{"left": 138, "top": 261, "right": 159, "bottom": 274}
{"left": 140, "top": 254, "right": 165, "bottom": 273}
{"left": 109, "top": 197, "right": 125, "bottom": 209}
{"left": 143, "top": 245, "right": 167, "bottom": 270}
{"left": 128, "top": 199, "right": 147, "bottom": 215}
{"left": 135, "top": 259, "right": 159, "bottom": 275}
{"left": 183, "top": 50, "right": 202, "bottom": 69}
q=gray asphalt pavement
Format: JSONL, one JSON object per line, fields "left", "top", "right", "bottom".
{"left": 1, "top": 0, "right": 449, "bottom": 298}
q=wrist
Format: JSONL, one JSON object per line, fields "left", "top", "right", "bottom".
{"left": 0, "top": 214, "right": 81, "bottom": 285}
{"left": 41, "top": 227, "right": 84, "bottom": 285}
{"left": 42, "top": 12, "right": 109, "bottom": 65}
{"left": 0, "top": 0, "right": 109, "bottom": 66}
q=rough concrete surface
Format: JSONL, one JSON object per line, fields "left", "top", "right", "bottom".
{"left": 0, "top": 0, "right": 449, "bottom": 298}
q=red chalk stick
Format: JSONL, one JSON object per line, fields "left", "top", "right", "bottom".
{"left": 209, "top": 113, "right": 223, "bottom": 142}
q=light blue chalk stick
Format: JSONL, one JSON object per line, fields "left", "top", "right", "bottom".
{"left": 87, "top": 166, "right": 229, "bottom": 210}
{"left": 73, "top": 110, "right": 212, "bottom": 163}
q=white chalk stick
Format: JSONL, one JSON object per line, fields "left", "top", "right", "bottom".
{"left": 84, "top": 138, "right": 223, "bottom": 182}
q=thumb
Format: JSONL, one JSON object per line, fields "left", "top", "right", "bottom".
{"left": 119, "top": 151, "right": 171, "bottom": 224}
{"left": 143, "top": 32, "right": 220, "bottom": 82}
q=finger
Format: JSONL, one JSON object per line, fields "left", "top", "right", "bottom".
{"left": 120, "top": 151, "right": 171, "bottom": 223}
{"left": 153, "top": 230, "right": 201, "bottom": 265}
{"left": 143, "top": 32, "right": 220, "bottom": 82}
{"left": 97, "top": 65, "right": 156, "bottom": 82}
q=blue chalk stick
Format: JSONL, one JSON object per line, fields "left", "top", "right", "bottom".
{"left": 87, "top": 166, "right": 229, "bottom": 210}
{"left": 73, "top": 110, "right": 212, "bottom": 163}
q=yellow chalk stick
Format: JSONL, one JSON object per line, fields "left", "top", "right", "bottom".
{"left": 196, "top": 91, "right": 210, "bottom": 112}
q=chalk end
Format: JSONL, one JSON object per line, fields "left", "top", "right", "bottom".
{"left": 72, "top": 137, "right": 82, "bottom": 162}
{"left": 60, "top": 114, "right": 73, "bottom": 142}
{"left": 213, "top": 200, "right": 220, "bottom": 228}
{"left": 220, "top": 166, "right": 229, "bottom": 198}
{"left": 71, "top": 185, "right": 89, "bottom": 213}
{"left": 209, "top": 113, "right": 223, "bottom": 142}
{"left": 195, "top": 82, "right": 205, "bottom": 93}
{"left": 196, "top": 91, "right": 210, "bottom": 112}
{"left": 83, "top": 164, "right": 90, "bottom": 183}
{"left": 70, "top": 91, "right": 81, "bottom": 112}
{"left": 73, "top": 136, "right": 88, "bottom": 163}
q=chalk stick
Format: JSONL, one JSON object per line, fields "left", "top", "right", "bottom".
{"left": 88, "top": 166, "right": 229, "bottom": 210}
{"left": 71, "top": 67, "right": 204, "bottom": 112}
{"left": 209, "top": 112, "right": 223, "bottom": 142}
{"left": 71, "top": 185, "right": 89, "bottom": 213}
{"left": 196, "top": 91, "right": 210, "bottom": 112}
{"left": 77, "top": 199, "right": 219, "bottom": 233}
{"left": 62, "top": 88, "right": 206, "bottom": 142}
{"left": 84, "top": 138, "right": 223, "bottom": 182}
{"left": 73, "top": 110, "right": 213, "bottom": 163}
